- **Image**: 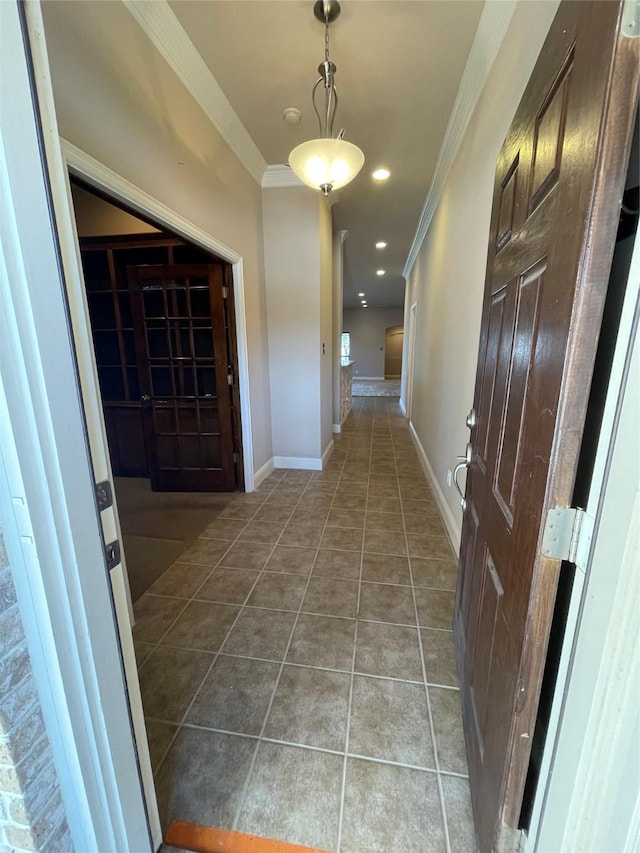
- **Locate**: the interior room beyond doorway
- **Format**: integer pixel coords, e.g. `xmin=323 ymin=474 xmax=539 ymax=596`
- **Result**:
xmin=71 ymin=182 xmax=242 ymax=599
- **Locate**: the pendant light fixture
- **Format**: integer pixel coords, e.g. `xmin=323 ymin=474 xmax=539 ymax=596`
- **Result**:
xmin=288 ymin=0 xmax=364 ymax=196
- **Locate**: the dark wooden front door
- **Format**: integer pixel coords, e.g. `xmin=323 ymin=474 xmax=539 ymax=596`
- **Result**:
xmin=128 ymin=264 xmax=237 ymax=492
xmin=454 ymin=3 xmax=638 ymax=850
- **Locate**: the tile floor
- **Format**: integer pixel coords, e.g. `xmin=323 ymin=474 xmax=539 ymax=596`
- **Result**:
xmin=134 ymin=398 xmax=476 ymax=852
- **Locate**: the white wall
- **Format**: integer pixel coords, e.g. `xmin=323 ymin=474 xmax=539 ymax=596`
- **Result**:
xmin=40 ymin=0 xmax=273 ymax=474
xmin=262 ymin=187 xmax=332 ymax=466
xmin=332 ymin=233 xmax=346 ymax=429
xmin=404 ymin=0 xmax=560 ymax=548
xmin=343 ymin=306 xmax=405 ymax=378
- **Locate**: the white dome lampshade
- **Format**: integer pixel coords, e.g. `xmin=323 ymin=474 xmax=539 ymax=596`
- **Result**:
xmin=289 ymin=137 xmax=365 ymax=196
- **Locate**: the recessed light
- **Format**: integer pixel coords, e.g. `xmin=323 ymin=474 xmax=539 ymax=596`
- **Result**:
xmin=358 ymin=292 xmax=365 ymax=297
xmin=376 ymin=270 xmax=385 ymax=276
xmin=372 ymin=168 xmax=390 ymax=181
xmin=375 ymin=241 xmax=387 ymax=249
xmin=361 ymin=300 xmax=367 ymax=304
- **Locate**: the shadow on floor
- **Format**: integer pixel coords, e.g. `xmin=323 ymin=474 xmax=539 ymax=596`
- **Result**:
xmin=115 ymin=477 xmax=236 ymax=601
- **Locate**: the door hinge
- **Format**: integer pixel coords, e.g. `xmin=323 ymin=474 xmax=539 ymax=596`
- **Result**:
xmin=222 ymin=286 xmax=229 ymax=299
xmin=233 ymin=452 xmax=239 ymax=463
xmin=227 ymin=372 xmax=233 ymax=386
xmin=104 ymin=539 xmax=121 ymax=571
xmin=542 ymin=506 xmax=594 ymax=570
xmin=95 ymin=480 xmax=113 ymax=511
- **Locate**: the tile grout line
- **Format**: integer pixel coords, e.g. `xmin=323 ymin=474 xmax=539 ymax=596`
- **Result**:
xmin=151 ymin=475 xmax=297 ymax=776
xmin=335 ymin=407 xmax=372 ymax=853
xmin=397 ymin=424 xmax=454 ymax=853
xmin=136 ymin=487 xmax=271 ymax=672
xmin=229 ymin=462 xmax=346 ymax=835
xmin=149 ymin=488 xmax=277 ymax=775
xmin=142 ymin=400 xmax=468 ymax=849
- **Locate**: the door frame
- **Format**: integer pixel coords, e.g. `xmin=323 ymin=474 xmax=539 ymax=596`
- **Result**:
xmin=383 ymin=324 xmax=404 ymax=379
xmin=62 ymin=141 xmax=255 ymax=493
xmin=401 ymin=301 xmax=418 ymax=419
xmin=453 ymin=3 xmax=639 ymax=844
xmin=6 ymin=0 xmax=255 ymax=847
xmin=526 ymin=196 xmax=640 ymax=851
xmin=1 ymin=1 xmax=152 ymax=848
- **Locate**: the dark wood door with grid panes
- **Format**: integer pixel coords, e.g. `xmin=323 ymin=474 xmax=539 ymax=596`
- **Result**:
xmin=128 ymin=264 xmax=236 ymax=491
xmin=454 ymin=2 xmax=638 ymax=850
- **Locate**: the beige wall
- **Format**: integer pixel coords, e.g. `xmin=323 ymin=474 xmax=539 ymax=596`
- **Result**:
xmin=404 ymin=0 xmax=560 ymax=546
xmin=262 ymin=187 xmax=330 ymax=464
xmin=71 ymin=184 xmax=159 ymax=237
xmin=344 ymin=306 xmax=405 ymax=378
xmin=41 ymin=0 xmax=273 ymax=473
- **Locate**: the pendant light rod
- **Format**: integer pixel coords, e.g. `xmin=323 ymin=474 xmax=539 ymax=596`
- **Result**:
xmin=312 ymin=0 xmax=340 ymax=138
xmin=288 ymin=0 xmax=364 ymax=196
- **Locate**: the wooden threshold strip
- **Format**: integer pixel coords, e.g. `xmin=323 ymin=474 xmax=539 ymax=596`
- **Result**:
xmin=164 ymin=821 xmax=331 ymax=853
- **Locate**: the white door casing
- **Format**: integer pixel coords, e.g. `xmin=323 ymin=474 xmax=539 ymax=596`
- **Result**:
xmin=1 ymin=1 xmax=152 ymax=848
xmin=20 ymin=0 xmax=259 ymax=845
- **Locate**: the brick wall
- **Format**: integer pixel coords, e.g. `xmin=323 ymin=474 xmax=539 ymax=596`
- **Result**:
xmin=0 ymin=527 xmax=72 ymax=852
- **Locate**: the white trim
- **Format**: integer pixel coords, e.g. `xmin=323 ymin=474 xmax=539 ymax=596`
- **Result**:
xmin=273 ymin=456 xmax=323 ymax=471
xmin=0 ymin=288 xmax=99 ymax=853
xmin=332 ymin=423 xmax=342 ymax=434
xmin=403 ymin=0 xmax=517 ymax=278
xmin=62 ymin=140 xmax=240 ymax=262
xmin=528 ymin=224 xmax=640 ymax=852
xmin=322 ymin=439 xmax=335 ymax=468
xmin=408 ymin=421 xmax=461 ymax=555
xmin=122 ymin=0 xmax=266 ymax=185
xmin=1 ymin=3 xmax=151 ymax=846
xmin=61 ymin=139 xmax=256 ymax=492
xmin=253 ymin=456 xmax=275 ymax=489
xmin=262 ymin=164 xmax=305 ymax=189
xmin=401 ymin=297 xmax=417 ymax=420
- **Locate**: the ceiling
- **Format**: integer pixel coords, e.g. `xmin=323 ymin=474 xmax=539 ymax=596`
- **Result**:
xmin=167 ymin=1 xmax=485 ymax=309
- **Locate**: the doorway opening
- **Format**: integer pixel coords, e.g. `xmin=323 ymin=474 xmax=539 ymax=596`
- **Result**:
xmin=384 ymin=324 xmax=404 ymax=379
xmin=71 ymin=180 xmax=243 ymax=600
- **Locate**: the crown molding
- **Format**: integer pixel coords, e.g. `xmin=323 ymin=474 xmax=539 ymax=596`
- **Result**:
xmin=403 ymin=0 xmax=517 ymax=279
xmin=261 ymin=165 xmax=305 ymax=189
xmin=123 ymin=0 xmax=267 ymax=185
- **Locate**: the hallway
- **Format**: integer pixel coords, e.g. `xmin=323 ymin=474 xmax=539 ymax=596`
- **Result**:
xmin=133 ymin=398 xmax=475 ymax=852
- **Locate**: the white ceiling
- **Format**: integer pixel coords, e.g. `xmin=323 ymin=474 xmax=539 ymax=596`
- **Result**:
xmin=167 ymin=1 xmax=485 ymax=309
xmin=41 ymin=0 xmax=486 ymax=310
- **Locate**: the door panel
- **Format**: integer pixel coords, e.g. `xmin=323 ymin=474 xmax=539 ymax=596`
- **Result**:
xmin=454 ymin=2 xmax=639 ymax=849
xmin=129 ymin=264 xmax=237 ymax=492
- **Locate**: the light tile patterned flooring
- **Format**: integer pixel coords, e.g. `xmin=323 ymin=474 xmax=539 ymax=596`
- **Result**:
xmin=134 ymin=398 xmax=476 ymax=852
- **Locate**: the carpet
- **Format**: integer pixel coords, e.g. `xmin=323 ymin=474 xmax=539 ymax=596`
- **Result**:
xmin=164 ymin=821 xmax=329 ymax=853
xmin=114 ymin=478 xmax=235 ymax=601
xmin=352 ymin=379 xmax=401 ymax=397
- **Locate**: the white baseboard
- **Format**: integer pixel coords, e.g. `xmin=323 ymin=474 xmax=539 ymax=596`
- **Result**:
xmin=322 ymin=439 xmax=335 ymax=468
xmin=408 ymin=421 xmax=461 ymax=555
xmin=355 ymin=375 xmax=384 ymax=380
xmin=399 ymin=398 xmax=407 ymax=416
xmin=253 ymin=456 xmax=275 ymax=490
xmin=332 ymin=423 xmax=341 ymax=434
xmin=273 ymin=456 xmax=322 ymax=471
